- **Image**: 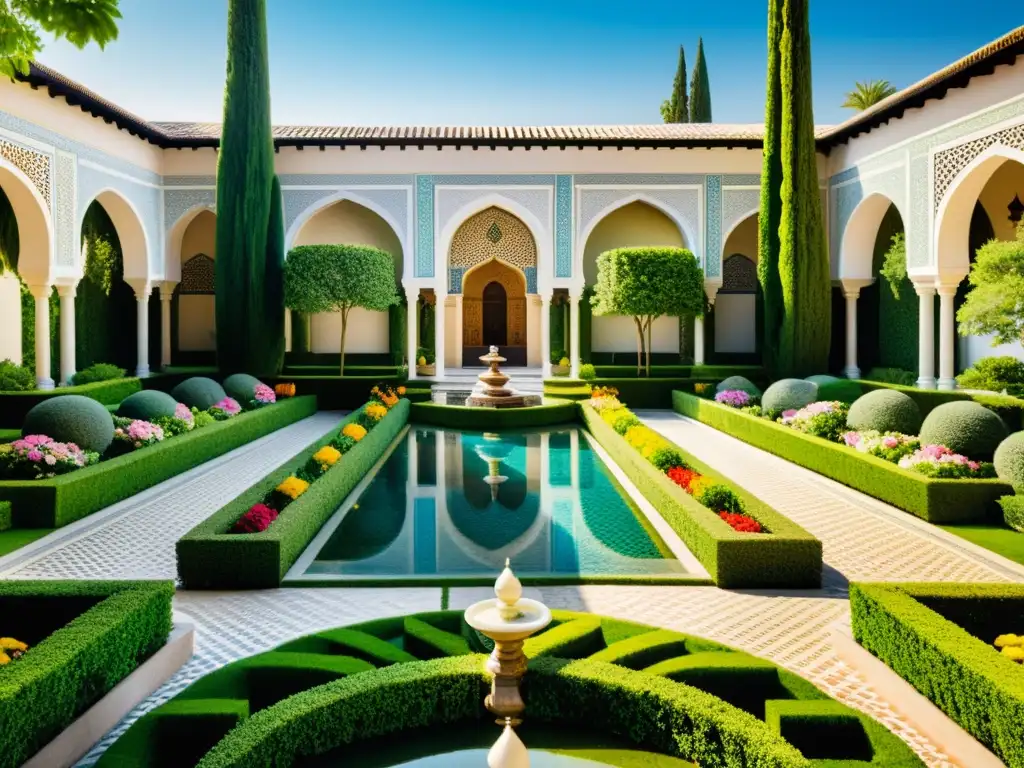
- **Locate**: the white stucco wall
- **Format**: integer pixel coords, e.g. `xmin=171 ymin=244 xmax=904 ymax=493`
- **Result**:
xmin=592 ymin=315 xmax=680 ymax=354
xmin=0 ymin=273 xmax=22 ymax=365
xmin=177 ymin=210 xmax=216 ymax=352
xmin=978 ymin=159 xmax=1024 ymax=243
xmin=311 ymin=308 xmax=389 ymax=355
xmin=715 ymin=295 xmax=757 ymax=353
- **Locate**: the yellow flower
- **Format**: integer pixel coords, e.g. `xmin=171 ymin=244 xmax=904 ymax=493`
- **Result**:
xmin=312 ymin=446 xmax=341 ymax=468
xmin=366 ymin=404 xmax=388 ymax=422
xmin=276 ymin=476 xmax=310 ymax=500
xmin=1002 ymin=646 xmax=1024 ymax=662
xmin=397 ymin=386 xmax=406 ymax=395
xmin=343 ymin=423 xmax=367 ymax=442
xmin=995 ymin=634 xmax=1022 ymax=648
xmin=0 ymin=638 xmax=27 ymax=652
xmin=417 ymin=356 xmax=427 ymax=366
xmin=0 ymin=652 xmax=9 ymax=665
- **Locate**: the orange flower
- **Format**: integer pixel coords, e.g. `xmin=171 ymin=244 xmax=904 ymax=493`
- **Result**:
xmin=275 ymin=382 xmax=296 ymax=398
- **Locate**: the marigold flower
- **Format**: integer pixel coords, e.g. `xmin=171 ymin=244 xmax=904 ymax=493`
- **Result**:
xmin=365 ymin=404 xmax=388 ymax=422
xmin=313 ymin=445 xmax=342 ymax=467
xmin=0 ymin=638 xmax=27 ymax=651
xmin=276 ymin=476 xmax=310 ymax=500
xmin=397 ymin=386 xmax=406 ymax=395
xmin=342 ymin=423 xmax=367 ymax=442
xmin=275 ymin=382 xmax=296 ymax=398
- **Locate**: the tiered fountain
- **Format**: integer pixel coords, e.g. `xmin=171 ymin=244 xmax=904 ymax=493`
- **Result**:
xmin=466 ymin=347 xmax=541 ymax=409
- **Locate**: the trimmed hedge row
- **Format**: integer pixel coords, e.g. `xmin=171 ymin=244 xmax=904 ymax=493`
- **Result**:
xmin=850 ymin=582 xmax=1024 ymax=767
xmin=0 ymin=500 xmax=9 ymax=532
xmin=177 ymin=399 xmax=410 ymax=589
xmin=858 ymin=380 xmax=1024 ymax=432
xmin=674 ymin=391 xmax=1012 ymax=524
xmin=98 ymin=610 xmax=918 ymax=768
xmin=0 ymin=377 xmax=142 ymax=427
xmin=0 ymin=580 xmax=174 ymax=768
xmin=266 ymin=375 xmax=406 ymax=411
xmin=581 ymin=403 xmax=822 ymax=588
xmin=0 ymin=396 xmax=318 ymax=529
xmin=409 ymin=398 xmax=577 ymax=429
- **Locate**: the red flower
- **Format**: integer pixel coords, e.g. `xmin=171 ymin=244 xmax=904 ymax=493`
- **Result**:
xmin=666 ymin=466 xmax=701 ymax=493
xmin=232 ymin=503 xmax=278 ymax=534
xmin=718 ymin=511 xmax=763 ymax=534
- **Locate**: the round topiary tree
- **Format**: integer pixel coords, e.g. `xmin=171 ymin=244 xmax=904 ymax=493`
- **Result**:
xmin=117 ymin=390 xmax=179 ymax=422
xmin=994 ymin=432 xmax=1024 ymax=489
xmin=23 ymin=395 xmax=115 ymax=453
xmin=223 ymin=373 xmax=265 ymax=403
xmin=919 ymin=401 xmax=1009 ymax=460
xmin=172 ymin=377 xmax=227 ymax=410
xmin=716 ymin=375 xmax=761 ymax=396
xmin=761 ymin=379 xmax=818 ymax=412
xmin=847 ymin=389 xmax=922 ymax=435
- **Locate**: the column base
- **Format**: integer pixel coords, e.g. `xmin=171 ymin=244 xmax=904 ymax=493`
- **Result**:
xmin=35 ymin=377 xmax=55 ymax=391
xmin=135 ymin=365 xmax=151 ymax=378
xmin=843 ymin=366 xmax=861 ymax=380
xmin=915 ymin=376 xmax=937 ymax=390
xmin=937 ymin=377 xmax=957 ymax=391
xmin=61 ymin=372 xmax=76 ymax=387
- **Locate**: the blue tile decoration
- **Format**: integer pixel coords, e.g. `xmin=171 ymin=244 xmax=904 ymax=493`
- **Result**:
xmin=525 ymin=266 xmax=537 ymax=294
xmin=555 ymin=175 xmax=573 ymax=278
xmin=704 ymin=175 xmax=722 ymax=278
xmin=415 ymin=175 xmax=435 ymax=277
xmin=448 ymin=267 xmax=465 ymax=294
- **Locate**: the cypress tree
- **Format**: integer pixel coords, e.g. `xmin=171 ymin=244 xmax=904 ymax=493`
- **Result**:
xmin=661 ymin=46 xmax=688 ymax=123
xmin=689 ymin=38 xmax=712 ymax=122
xmin=757 ymin=0 xmax=830 ymax=377
xmin=215 ymin=0 xmax=285 ymax=376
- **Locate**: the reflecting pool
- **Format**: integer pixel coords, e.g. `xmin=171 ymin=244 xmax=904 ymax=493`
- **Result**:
xmin=289 ymin=426 xmax=693 ymax=582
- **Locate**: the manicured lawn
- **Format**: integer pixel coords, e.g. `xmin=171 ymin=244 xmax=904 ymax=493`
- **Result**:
xmin=0 ymin=429 xmax=20 ymax=442
xmin=939 ymin=523 xmax=1024 ymax=567
xmin=0 ymin=528 xmax=53 ymax=557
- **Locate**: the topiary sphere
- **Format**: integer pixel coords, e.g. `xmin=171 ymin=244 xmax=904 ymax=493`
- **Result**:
xmin=223 ymin=373 xmax=265 ymax=404
xmin=847 ymin=389 xmax=922 ymax=435
xmin=116 ymin=390 xmax=179 ymax=422
xmin=994 ymin=432 xmax=1024 ymax=489
xmin=761 ymin=379 xmax=819 ymax=413
xmin=171 ymin=377 xmax=227 ymax=410
xmin=716 ymin=375 xmax=761 ymax=397
xmin=23 ymin=395 xmax=114 ymax=453
xmin=919 ymin=401 xmax=1009 ymax=461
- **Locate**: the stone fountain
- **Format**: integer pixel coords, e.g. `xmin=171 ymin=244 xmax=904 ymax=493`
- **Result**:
xmin=475 ymin=433 xmax=512 ymax=500
xmin=466 ymin=347 xmax=541 ymax=409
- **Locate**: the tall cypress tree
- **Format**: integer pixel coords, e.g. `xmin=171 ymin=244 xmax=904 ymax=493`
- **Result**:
xmin=215 ymin=0 xmax=285 ymax=376
xmin=661 ymin=46 xmax=688 ymax=123
xmin=757 ymin=0 xmax=830 ymax=376
xmin=689 ymin=38 xmax=712 ymax=122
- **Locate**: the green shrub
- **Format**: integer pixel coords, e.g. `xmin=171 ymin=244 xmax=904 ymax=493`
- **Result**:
xmin=812 ymin=376 xmax=862 ymax=404
xmin=847 ymin=389 xmax=922 ymax=435
xmin=0 ymin=359 xmax=34 ymax=392
xmin=72 ymin=362 xmax=126 ymax=385
xmin=415 ymin=347 xmax=435 ymax=365
xmin=579 ymin=363 xmax=596 ymax=380
xmin=649 ymin=446 xmax=685 ymax=472
xmin=116 ymin=390 xmax=179 ymax=422
xmin=612 ymin=410 xmax=641 ymax=435
xmin=22 ymin=394 xmax=115 ymax=453
xmin=696 ymin=484 xmax=746 ymax=514
xmin=172 ymin=377 xmax=227 ymax=410
xmin=1000 ymin=494 xmax=1024 ymax=532
xmin=995 ymin=432 xmax=1024 ymax=489
xmin=222 ymin=373 xmax=265 ymax=404
xmin=0 ymin=500 xmax=10 ymax=532
xmin=918 ymin=401 xmax=1008 ymax=461
xmin=761 ymin=379 xmax=818 ymax=412
xmin=865 ymin=367 xmax=918 ymax=386
xmin=716 ymin=375 xmax=761 ymax=396
xmin=957 ymin=355 xmax=1024 ymax=395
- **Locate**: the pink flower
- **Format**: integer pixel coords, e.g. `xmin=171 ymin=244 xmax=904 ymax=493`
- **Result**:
xmin=781 ymin=409 xmax=798 ymax=419
xmin=174 ymin=403 xmax=193 ymax=422
xmin=26 ymin=450 xmax=42 ymax=462
xmin=23 ymin=435 xmax=49 ymax=446
xmin=253 ymin=384 xmax=276 ymax=404
xmin=882 ymin=436 xmax=898 ymax=448
xmin=44 ymin=454 xmax=56 ymax=465
xmin=213 ymin=397 xmax=241 ymax=416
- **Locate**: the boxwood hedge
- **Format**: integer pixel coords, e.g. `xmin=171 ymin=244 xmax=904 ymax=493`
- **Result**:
xmin=410 ymin=398 xmax=577 ymax=429
xmin=176 ymin=399 xmax=410 ymax=589
xmin=0 ymin=377 xmax=142 ymax=427
xmin=674 ymin=391 xmax=1012 ymax=524
xmin=857 ymin=380 xmax=1024 ymax=432
xmin=0 ymin=580 xmax=174 ymax=768
xmin=581 ymin=403 xmax=822 ymax=588
xmin=850 ymin=582 xmax=1024 ymax=767
xmin=0 ymin=501 xmax=9 ymax=532
xmin=0 ymin=396 xmax=317 ymax=528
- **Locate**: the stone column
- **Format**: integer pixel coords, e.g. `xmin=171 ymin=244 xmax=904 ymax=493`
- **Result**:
xmin=131 ymin=281 xmax=153 ymax=378
xmin=453 ymin=295 xmax=463 ymax=369
xmin=540 ymin=293 xmax=552 ymax=377
xmin=435 ymin=294 xmax=446 ymax=380
xmin=284 ymin=309 xmax=293 ymax=354
xmin=406 ymin=290 xmax=418 ymax=380
xmin=840 ymin=279 xmax=872 ymax=380
xmin=914 ymin=283 xmax=936 ymax=390
xmin=694 ymin=317 xmax=705 ymax=367
xmin=27 ymin=284 xmax=54 ymax=390
xmin=56 ymin=282 xmax=77 ymax=386
xmin=937 ymin=283 xmax=959 ymax=391
xmin=159 ymin=282 xmax=176 ymax=370
xmin=569 ymin=291 xmax=581 ymax=379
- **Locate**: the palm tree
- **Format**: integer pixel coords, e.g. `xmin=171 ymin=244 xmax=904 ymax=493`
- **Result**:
xmin=842 ymin=80 xmax=898 ymax=111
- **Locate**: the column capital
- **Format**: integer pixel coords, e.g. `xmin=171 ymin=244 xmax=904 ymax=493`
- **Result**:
xmin=935 ymin=283 xmax=960 ymax=297
xmin=125 ymin=279 xmax=153 ymax=300
xmin=913 ymin=282 xmax=936 ymax=298
xmin=840 ymin=277 xmax=873 ymax=299
xmin=158 ymin=281 xmax=178 ymax=299
xmin=55 ymin=282 xmax=77 ymax=299
xmin=704 ymin=279 xmax=723 ymax=307
xmin=25 ymin=283 xmax=52 ymax=300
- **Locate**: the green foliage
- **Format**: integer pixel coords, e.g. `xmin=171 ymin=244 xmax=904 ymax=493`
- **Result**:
xmin=172 ymin=377 xmax=228 ymax=410
xmin=612 ymin=410 xmax=641 ymax=435
xmin=761 ymin=379 xmax=818 ymax=412
xmin=695 ymin=484 xmax=746 ymax=515
xmin=878 ymin=232 xmax=907 ymax=299
xmin=215 ymin=0 xmax=285 ymax=377
xmin=388 ymin=296 xmax=407 ymax=365
xmin=649 ymin=446 xmax=685 ymax=472
xmin=1 ymin=397 xmax=316 ymax=528
xmin=660 ymin=45 xmax=688 ymax=123
xmin=995 ymin=432 xmax=1024 ymax=489
xmin=0 ymin=0 xmax=122 ymax=80
xmin=0 ymin=378 xmax=141 ymax=429
xmin=758 ymin=0 xmax=830 ymax=377
xmin=222 ymin=373 xmax=264 ymax=404
xmin=957 ymin=224 xmax=1024 ymax=347
xmin=688 ymin=37 xmax=711 ymax=122
xmin=0 ymin=187 xmax=18 ymax=273
xmin=22 ymin=394 xmax=114 ymax=453
xmin=841 ymin=80 xmax=898 ymax=110
xmin=675 ymin=391 xmax=1011 ymax=523
xmin=716 ymin=375 xmax=761 ymax=396
xmin=116 ymin=390 xmax=178 ymax=421
xmin=857 ymin=380 xmax=1024 ymax=433
xmin=957 ymin=355 xmax=1024 ymax=395
xmin=1001 ymin=494 xmax=1024 ymax=532
xmin=284 ymin=244 xmax=397 ymax=374
xmin=865 ymin=367 xmax=918 ymax=386
xmin=582 ymin=403 xmax=822 ymax=588
xmin=918 ymin=401 xmax=1008 ymax=461
xmin=408 ymin=400 xmax=577 ymax=430
xmin=850 ymin=582 xmax=1024 ymax=767
xmin=0 ymin=500 xmax=10 ymax=531
xmin=847 ymin=389 xmax=922 ymax=435
xmin=83 ymin=230 xmax=117 ymax=297
xmin=0 ymin=580 xmax=173 ymax=768
xmin=807 ymin=375 xmax=861 ymax=403
xmin=591 ymin=247 xmax=704 ymax=376
xmin=72 ymin=362 xmax=126 ymax=385
xmin=19 ymin=281 xmax=60 ymax=377
xmin=579 ymin=363 xmax=596 ymax=380
xmin=0 ymin=359 xmax=33 ymax=391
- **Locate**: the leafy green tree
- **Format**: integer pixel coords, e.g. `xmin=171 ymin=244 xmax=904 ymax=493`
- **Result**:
xmin=215 ymin=0 xmax=285 ymax=376
xmin=957 ymin=224 xmax=1024 ymax=347
xmin=842 ymin=80 xmax=897 ymax=111
xmin=1 ymin=0 xmax=121 ymax=79
xmin=758 ymin=0 xmax=830 ymax=377
xmin=0 ymin=188 xmax=19 ymax=274
xmin=878 ymin=231 xmax=907 ymax=299
xmin=660 ymin=46 xmax=688 ymax=123
xmin=591 ymin=247 xmax=704 ymax=376
xmin=284 ymin=244 xmax=398 ymax=374
xmin=689 ymin=38 xmax=712 ymax=123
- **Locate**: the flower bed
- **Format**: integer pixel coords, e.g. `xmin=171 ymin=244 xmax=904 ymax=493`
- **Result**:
xmin=850 ymin=582 xmax=1024 ymax=767
xmin=177 ymin=393 xmax=410 ymax=589
xmin=0 ymin=580 xmax=174 ymax=768
xmin=581 ymin=395 xmax=821 ymax=588
xmin=674 ymin=391 xmax=1012 ymax=524
xmin=0 ymin=396 xmax=317 ymax=528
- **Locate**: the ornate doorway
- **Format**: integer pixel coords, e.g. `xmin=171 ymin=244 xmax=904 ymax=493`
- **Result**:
xmin=462 ymin=258 xmax=527 ymax=366
xmin=482 ymin=282 xmax=508 ymax=346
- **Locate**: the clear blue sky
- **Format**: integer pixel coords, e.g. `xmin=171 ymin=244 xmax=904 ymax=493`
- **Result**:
xmin=36 ymin=0 xmax=1016 ymax=127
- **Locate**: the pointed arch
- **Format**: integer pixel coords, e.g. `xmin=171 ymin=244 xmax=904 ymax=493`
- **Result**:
xmin=79 ymin=188 xmax=151 ymax=281
xmin=840 ymin=192 xmax=904 ymax=281
xmin=165 ymin=203 xmax=215 ymax=282
xmin=0 ymin=154 xmax=53 ymax=284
